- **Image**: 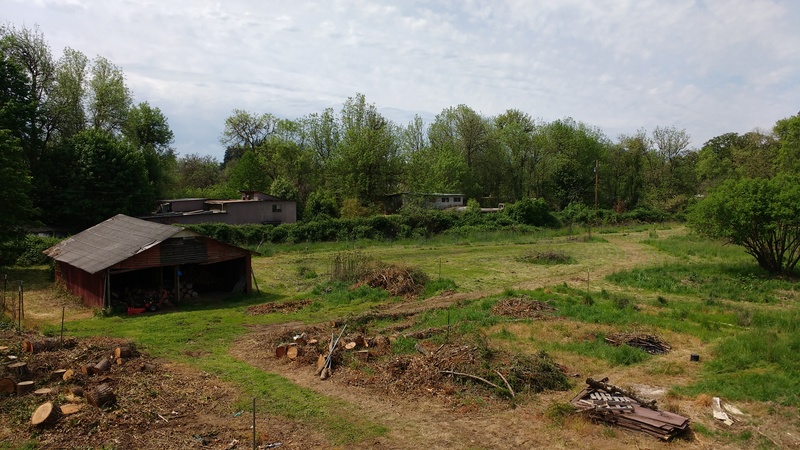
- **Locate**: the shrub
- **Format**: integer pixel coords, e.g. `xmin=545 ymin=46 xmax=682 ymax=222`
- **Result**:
xmin=503 ymin=198 xmax=559 ymax=227
xmin=16 ymin=235 xmax=61 ymax=266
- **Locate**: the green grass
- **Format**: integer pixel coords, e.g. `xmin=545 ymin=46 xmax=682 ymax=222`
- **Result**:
xmin=46 ymin=291 xmax=388 ymax=444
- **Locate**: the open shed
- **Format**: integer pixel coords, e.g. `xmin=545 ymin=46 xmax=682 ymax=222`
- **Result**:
xmin=44 ymin=214 xmax=253 ymax=309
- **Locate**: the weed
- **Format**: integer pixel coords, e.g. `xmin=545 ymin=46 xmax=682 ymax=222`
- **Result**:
xmin=517 ymin=249 xmax=575 ymax=265
xmin=581 ymin=294 xmax=594 ymax=306
xmin=656 ymin=295 xmax=669 ymax=306
xmin=545 ymin=402 xmax=575 ymax=425
xmin=391 ymin=336 xmax=418 ymax=354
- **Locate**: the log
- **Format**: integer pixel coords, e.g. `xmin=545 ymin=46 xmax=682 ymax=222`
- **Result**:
xmin=316 ymin=355 xmax=326 ymax=374
xmin=293 ymin=333 xmax=307 ymax=346
xmin=34 ymin=388 xmax=53 ymax=396
xmin=307 ymin=339 xmax=319 ymax=346
xmin=60 ymin=404 xmax=82 ymax=415
xmin=80 ymin=364 xmax=93 ymax=376
xmin=62 ymin=369 xmax=75 ymax=381
xmin=0 ymin=346 xmax=8 ymax=352
xmin=115 ymin=358 xmax=125 ymax=365
xmin=353 ymin=335 xmax=367 ymax=348
xmin=440 ymin=370 xmax=503 ymax=391
xmin=51 ymin=369 xmax=67 ymax=381
xmin=23 ymin=338 xmax=61 ymax=353
xmin=414 ymin=342 xmax=430 ymax=357
xmin=114 ymin=346 xmax=132 ymax=359
xmin=286 ymin=346 xmax=302 ymax=360
xmin=8 ymin=362 xmax=29 ymax=379
xmin=68 ymin=386 xmax=84 ymax=397
xmin=275 ymin=344 xmax=288 ymax=358
xmin=94 ymin=358 xmax=112 ymax=373
xmin=140 ymin=363 xmax=157 ymax=372
xmin=87 ymin=383 xmax=116 ymax=408
xmin=0 ymin=377 xmax=15 ymax=395
xmin=16 ymin=381 xmax=35 ymax=395
xmin=31 ymin=402 xmax=61 ymax=427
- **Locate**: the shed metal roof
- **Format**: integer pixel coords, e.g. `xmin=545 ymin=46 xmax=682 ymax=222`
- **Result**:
xmin=44 ymin=214 xmax=184 ymax=274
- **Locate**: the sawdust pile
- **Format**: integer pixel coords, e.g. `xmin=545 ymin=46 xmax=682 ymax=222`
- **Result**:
xmin=491 ymin=297 xmax=555 ymax=319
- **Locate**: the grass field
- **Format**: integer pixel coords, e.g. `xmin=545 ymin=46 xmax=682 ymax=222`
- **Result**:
xmin=4 ymin=223 xmax=800 ymax=448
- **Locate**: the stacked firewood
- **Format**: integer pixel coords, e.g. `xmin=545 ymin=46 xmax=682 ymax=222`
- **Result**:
xmin=177 ymin=282 xmax=199 ymax=301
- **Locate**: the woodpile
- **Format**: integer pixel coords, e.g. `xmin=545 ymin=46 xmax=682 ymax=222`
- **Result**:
xmin=177 ymin=282 xmax=199 ymax=302
xmin=571 ymin=377 xmax=689 ymax=440
xmin=604 ymin=333 xmax=672 ymax=354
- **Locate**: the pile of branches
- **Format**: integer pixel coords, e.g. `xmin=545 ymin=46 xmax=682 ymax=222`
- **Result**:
xmin=604 ymin=332 xmax=672 ymax=354
xmin=357 ymin=265 xmax=429 ymax=297
xmin=491 ymin=297 xmax=555 ymax=319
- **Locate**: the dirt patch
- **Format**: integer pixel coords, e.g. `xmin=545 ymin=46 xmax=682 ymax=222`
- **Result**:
xmin=246 ymin=299 xmax=313 ymax=315
xmin=491 ymin=297 xmax=555 ymax=319
xmin=0 ymin=330 xmax=324 ymax=449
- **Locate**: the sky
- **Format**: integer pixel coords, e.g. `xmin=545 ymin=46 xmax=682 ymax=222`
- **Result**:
xmin=5 ymin=0 xmax=800 ymax=160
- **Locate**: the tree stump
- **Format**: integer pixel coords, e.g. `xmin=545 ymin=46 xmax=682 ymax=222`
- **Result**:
xmin=68 ymin=386 xmax=84 ymax=397
xmin=355 ymin=350 xmax=370 ymax=362
xmin=51 ymin=369 xmax=67 ymax=381
xmin=286 ymin=346 xmax=302 ymax=360
xmin=8 ymin=362 xmax=29 ymax=379
xmin=275 ymin=344 xmax=288 ymax=358
xmin=87 ymin=383 xmax=116 ymax=408
xmin=16 ymin=381 xmax=35 ymax=395
xmin=114 ymin=346 xmax=132 ymax=359
xmin=80 ymin=364 xmax=94 ymax=376
xmin=34 ymin=387 xmax=53 ymax=396
xmin=31 ymin=402 xmax=61 ymax=427
xmin=353 ymin=335 xmax=367 ymax=348
xmin=0 ymin=377 xmax=15 ymax=395
xmin=94 ymin=358 xmax=112 ymax=374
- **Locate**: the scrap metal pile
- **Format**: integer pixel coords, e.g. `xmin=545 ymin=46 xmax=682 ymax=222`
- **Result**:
xmin=571 ymin=377 xmax=690 ymax=440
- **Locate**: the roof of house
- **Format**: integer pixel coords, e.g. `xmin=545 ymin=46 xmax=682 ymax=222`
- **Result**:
xmin=44 ymin=214 xmax=186 ymax=275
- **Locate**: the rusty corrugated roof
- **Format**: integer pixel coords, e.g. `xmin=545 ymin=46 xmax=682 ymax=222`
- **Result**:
xmin=44 ymin=214 xmax=183 ymax=274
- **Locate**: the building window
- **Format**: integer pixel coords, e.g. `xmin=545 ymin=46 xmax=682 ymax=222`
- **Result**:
xmin=453 ymin=197 xmax=461 ymax=203
xmin=441 ymin=197 xmax=450 ymax=202
xmin=272 ymin=204 xmax=282 ymax=213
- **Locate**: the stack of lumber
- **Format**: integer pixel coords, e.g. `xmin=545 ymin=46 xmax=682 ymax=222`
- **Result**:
xmin=571 ymin=377 xmax=689 ymax=440
xmin=604 ymin=333 xmax=672 ymax=354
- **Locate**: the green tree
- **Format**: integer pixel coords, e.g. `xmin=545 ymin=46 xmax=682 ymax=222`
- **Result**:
xmin=775 ymin=112 xmax=800 ymax=174
xmin=227 ymin=149 xmax=269 ymax=192
xmin=51 ymin=47 xmax=88 ymax=139
xmin=87 ymin=56 xmax=131 ymax=133
xmin=221 ymin=109 xmax=276 ymax=163
xmin=689 ymin=175 xmax=800 ymax=274
xmin=175 ymin=153 xmax=222 ymax=196
xmin=124 ymin=102 xmax=177 ymax=198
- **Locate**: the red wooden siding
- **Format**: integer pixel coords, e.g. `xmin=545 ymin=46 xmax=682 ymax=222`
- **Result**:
xmin=56 ymin=261 xmax=105 ymax=308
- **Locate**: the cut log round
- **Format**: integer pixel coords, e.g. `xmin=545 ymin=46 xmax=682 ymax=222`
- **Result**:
xmin=87 ymin=383 xmax=116 ymax=408
xmin=355 ymin=350 xmax=370 ymax=362
xmin=34 ymin=388 xmax=53 ymax=396
xmin=344 ymin=342 xmax=357 ymax=350
xmin=286 ymin=346 xmax=302 ymax=360
xmin=307 ymin=338 xmax=319 ymax=346
xmin=16 ymin=381 xmax=35 ymax=395
xmin=94 ymin=358 xmax=112 ymax=373
xmin=0 ymin=377 xmax=15 ymax=395
xmin=275 ymin=344 xmax=288 ymax=358
xmin=68 ymin=386 xmax=84 ymax=397
xmin=114 ymin=346 xmax=132 ymax=359
xmin=51 ymin=369 xmax=67 ymax=381
xmin=8 ymin=362 xmax=29 ymax=378
xmin=62 ymin=369 xmax=75 ymax=381
xmin=80 ymin=364 xmax=93 ymax=376
xmin=60 ymin=403 xmax=82 ymax=415
xmin=31 ymin=402 xmax=61 ymax=427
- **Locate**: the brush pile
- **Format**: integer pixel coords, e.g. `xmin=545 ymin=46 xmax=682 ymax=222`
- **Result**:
xmin=491 ymin=297 xmax=555 ymax=319
xmin=247 ymin=299 xmax=313 ymax=315
xmin=604 ymin=332 xmax=672 ymax=354
xmin=357 ymin=265 xmax=429 ymax=297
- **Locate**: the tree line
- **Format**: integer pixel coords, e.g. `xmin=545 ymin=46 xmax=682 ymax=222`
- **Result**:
xmin=1 ymin=24 xmax=799 ymax=267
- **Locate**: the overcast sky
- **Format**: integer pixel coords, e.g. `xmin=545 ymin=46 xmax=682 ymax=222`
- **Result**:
xmin=6 ymin=0 xmax=800 ymax=160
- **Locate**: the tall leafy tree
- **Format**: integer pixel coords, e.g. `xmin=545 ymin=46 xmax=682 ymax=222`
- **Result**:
xmin=51 ymin=47 xmax=88 ymax=139
xmin=220 ymin=109 xmax=276 ymax=162
xmin=87 ymin=56 xmax=131 ymax=133
xmin=124 ymin=102 xmax=177 ymax=198
xmin=775 ymin=112 xmax=800 ymax=174
xmin=175 ymin=153 xmax=222 ymax=196
xmin=0 ymin=24 xmax=56 ymax=170
xmin=0 ymin=54 xmax=34 ymax=264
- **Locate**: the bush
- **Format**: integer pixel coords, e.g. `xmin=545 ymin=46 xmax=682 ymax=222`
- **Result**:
xmin=16 ymin=235 xmax=62 ymax=266
xmin=503 ymin=198 xmax=559 ymax=227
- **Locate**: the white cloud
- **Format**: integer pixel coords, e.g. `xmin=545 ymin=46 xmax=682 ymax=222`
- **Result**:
xmin=5 ymin=0 xmax=800 ymax=158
